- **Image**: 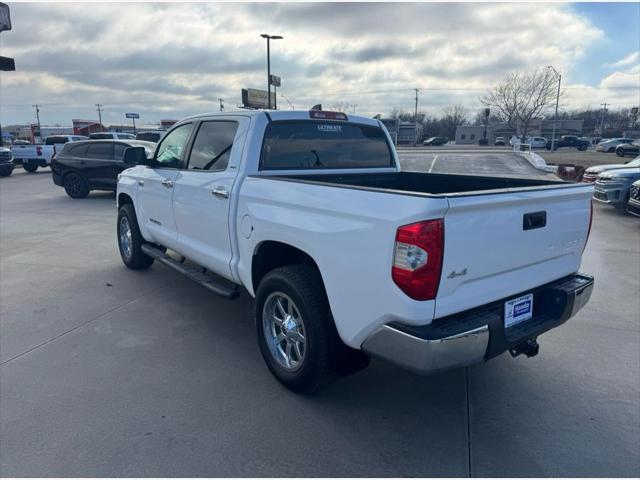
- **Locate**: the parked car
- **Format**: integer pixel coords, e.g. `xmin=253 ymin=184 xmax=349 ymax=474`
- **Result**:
xmin=593 ymin=167 xmax=640 ymax=210
xmin=615 ymin=140 xmax=640 ymax=158
xmin=51 ymin=139 xmax=155 ymax=198
xmin=494 ymin=136 xmax=505 ymax=146
xmin=546 ymin=135 xmax=590 ymax=151
xmin=11 ymin=135 xmax=88 ymax=172
xmin=135 ymin=131 xmax=165 ymax=143
xmin=0 ymin=147 xmax=15 ymax=177
xmin=582 ymin=157 xmax=640 ymax=183
xmin=422 ymin=136 xmax=448 ymax=146
xmin=626 ymin=180 xmax=640 ymax=217
xmin=89 ymin=132 xmax=137 ymax=140
xmin=529 ymin=137 xmax=547 ymax=148
xmin=596 ymin=137 xmax=633 ymax=153
xmin=115 ymin=109 xmax=594 ymax=393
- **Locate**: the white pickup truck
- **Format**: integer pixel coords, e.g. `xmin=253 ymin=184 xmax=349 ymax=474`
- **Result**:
xmin=116 ymin=110 xmax=594 ymax=393
xmin=11 ymin=135 xmax=87 ymax=172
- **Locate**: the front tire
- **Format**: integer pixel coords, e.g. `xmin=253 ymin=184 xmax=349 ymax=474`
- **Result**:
xmin=63 ymin=172 xmax=90 ymax=198
xmin=23 ymin=161 xmax=38 ymax=173
xmin=616 ymin=149 xmax=625 ymax=157
xmin=0 ymin=166 xmax=13 ymax=177
xmin=117 ymin=204 xmax=154 ymax=270
xmin=255 ymin=265 xmax=336 ymax=393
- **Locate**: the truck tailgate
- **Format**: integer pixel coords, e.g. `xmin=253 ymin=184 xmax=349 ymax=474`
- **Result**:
xmin=435 ymin=184 xmax=593 ymax=319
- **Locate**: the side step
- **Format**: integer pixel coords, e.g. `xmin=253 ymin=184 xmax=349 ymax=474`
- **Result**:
xmin=141 ymin=244 xmax=240 ymax=299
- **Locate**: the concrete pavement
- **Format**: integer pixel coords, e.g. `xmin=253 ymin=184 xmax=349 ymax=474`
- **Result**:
xmin=1 ymin=168 xmax=638 ymax=476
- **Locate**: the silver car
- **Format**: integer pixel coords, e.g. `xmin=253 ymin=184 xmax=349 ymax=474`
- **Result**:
xmin=594 ymin=167 xmax=640 ymax=210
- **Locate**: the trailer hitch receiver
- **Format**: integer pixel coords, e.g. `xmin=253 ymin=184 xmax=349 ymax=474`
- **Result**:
xmin=509 ymin=338 xmax=539 ymax=358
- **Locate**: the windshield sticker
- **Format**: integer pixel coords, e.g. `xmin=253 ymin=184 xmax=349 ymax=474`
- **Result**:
xmin=317 ymin=124 xmax=342 ymax=133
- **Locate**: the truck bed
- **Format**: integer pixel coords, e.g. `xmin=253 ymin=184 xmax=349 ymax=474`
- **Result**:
xmin=269 ymin=171 xmax=568 ymax=197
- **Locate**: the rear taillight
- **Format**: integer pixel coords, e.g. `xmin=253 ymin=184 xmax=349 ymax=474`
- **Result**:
xmin=392 ymin=219 xmax=444 ymax=301
xmin=36 ymin=146 xmax=42 ymax=156
xmin=582 ymin=200 xmax=593 ymax=254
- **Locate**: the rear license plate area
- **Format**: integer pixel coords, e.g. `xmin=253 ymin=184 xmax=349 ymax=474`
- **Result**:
xmin=504 ymin=293 xmax=533 ymax=328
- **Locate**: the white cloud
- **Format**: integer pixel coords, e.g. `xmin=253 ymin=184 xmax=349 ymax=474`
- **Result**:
xmin=0 ymin=2 xmax=635 ymax=126
xmin=605 ymin=51 xmax=640 ymax=69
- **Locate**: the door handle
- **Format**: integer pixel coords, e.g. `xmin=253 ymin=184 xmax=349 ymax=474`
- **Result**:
xmin=138 ymin=180 xmax=145 ymax=186
xmin=211 ymin=187 xmax=229 ymax=199
xmin=161 ymin=179 xmax=174 ymax=188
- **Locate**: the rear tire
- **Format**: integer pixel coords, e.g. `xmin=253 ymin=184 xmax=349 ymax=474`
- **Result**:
xmin=23 ymin=161 xmax=38 ymax=173
xmin=117 ymin=204 xmax=154 ymax=270
xmin=255 ymin=265 xmax=337 ymax=393
xmin=63 ymin=172 xmax=90 ymax=198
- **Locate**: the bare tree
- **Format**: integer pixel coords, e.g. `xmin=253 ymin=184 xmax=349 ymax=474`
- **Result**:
xmin=441 ymin=104 xmax=469 ymax=139
xmin=481 ymin=68 xmax=559 ymax=142
xmin=331 ymin=101 xmax=351 ymax=113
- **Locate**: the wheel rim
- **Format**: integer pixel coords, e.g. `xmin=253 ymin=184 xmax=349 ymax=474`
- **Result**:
xmin=65 ymin=174 xmax=82 ymax=196
xmin=119 ymin=216 xmax=133 ymax=260
xmin=262 ymin=292 xmax=306 ymax=371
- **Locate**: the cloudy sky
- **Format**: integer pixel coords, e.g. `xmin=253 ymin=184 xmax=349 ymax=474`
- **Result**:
xmin=1 ymin=2 xmax=639 ymax=127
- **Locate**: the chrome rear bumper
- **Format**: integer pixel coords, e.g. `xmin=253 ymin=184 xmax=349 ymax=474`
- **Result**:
xmin=362 ymin=273 xmax=594 ymax=375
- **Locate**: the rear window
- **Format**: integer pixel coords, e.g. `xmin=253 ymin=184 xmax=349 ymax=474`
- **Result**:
xmin=45 ymin=137 xmax=69 ymax=145
xmin=62 ymin=144 xmax=89 ymax=156
xmin=260 ymin=121 xmax=394 ymax=171
xmin=89 ymin=133 xmax=113 ymax=139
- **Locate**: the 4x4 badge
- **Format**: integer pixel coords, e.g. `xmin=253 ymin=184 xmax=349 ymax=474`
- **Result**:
xmin=447 ymin=268 xmax=467 ymax=279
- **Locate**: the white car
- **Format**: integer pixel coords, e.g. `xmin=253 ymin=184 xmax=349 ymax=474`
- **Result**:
xmin=528 ymin=137 xmax=548 ymax=148
xmin=10 ymin=135 xmax=88 ymax=172
xmin=116 ymin=109 xmax=594 ymax=392
xmin=596 ymin=137 xmax=633 ymax=153
xmin=511 ymin=136 xmax=547 ymax=148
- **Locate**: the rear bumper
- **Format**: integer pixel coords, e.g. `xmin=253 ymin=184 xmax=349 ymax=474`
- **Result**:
xmin=361 ymin=273 xmax=594 ymax=375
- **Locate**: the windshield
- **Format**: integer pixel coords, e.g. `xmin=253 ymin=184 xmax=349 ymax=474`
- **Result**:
xmin=260 ymin=121 xmax=394 ymax=170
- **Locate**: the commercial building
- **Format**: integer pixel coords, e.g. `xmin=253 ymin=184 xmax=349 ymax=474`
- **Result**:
xmin=455 ymin=118 xmax=584 ymax=145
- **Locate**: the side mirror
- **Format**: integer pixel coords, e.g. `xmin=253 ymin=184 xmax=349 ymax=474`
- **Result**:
xmin=123 ymin=146 xmax=149 ymax=165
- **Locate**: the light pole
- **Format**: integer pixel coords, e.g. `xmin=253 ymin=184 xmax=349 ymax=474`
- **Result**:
xmin=260 ymin=34 xmax=283 ymax=109
xmin=547 ymin=66 xmax=561 ymax=149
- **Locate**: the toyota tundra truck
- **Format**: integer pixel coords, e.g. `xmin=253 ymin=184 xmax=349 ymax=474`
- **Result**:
xmin=116 ymin=109 xmax=594 ymax=393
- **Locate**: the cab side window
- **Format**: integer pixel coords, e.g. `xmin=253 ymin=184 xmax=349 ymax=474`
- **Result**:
xmin=187 ymin=121 xmax=238 ymax=172
xmin=155 ymin=123 xmax=193 ymax=168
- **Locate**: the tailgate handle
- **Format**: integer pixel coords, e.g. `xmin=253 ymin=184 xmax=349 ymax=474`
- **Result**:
xmin=523 ymin=211 xmax=546 ymax=230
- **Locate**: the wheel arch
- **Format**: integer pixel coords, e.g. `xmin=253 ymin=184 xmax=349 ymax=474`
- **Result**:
xmin=251 ymin=241 xmax=326 ymax=297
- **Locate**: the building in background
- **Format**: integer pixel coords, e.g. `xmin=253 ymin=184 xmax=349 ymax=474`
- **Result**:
xmin=455 ymin=118 xmax=584 ymax=145
xmin=379 ymin=117 xmax=399 ymax=144
xmin=72 ymin=119 xmax=104 ymax=137
xmin=397 ymin=122 xmax=422 ymax=146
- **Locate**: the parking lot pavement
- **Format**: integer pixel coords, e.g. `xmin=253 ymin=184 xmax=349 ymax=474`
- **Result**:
xmin=398 ymin=150 xmax=558 ymax=179
xmin=1 ymin=169 xmax=639 ymax=476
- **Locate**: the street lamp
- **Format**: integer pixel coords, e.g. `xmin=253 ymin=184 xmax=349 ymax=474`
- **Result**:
xmin=547 ymin=65 xmax=562 ymax=150
xmin=260 ymin=33 xmax=283 ymax=109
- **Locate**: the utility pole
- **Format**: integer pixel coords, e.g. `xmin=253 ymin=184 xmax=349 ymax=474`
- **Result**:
xmin=547 ymin=66 xmax=561 ymax=149
xmin=352 ymin=104 xmax=358 ymax=114
xmin=260 ymin=34 xmax=283 ymax=109
xmin=413 ymin=88 xmax=420 ymax=147
xmin=32 ymin=104 xmax=41 ymax=129
xmin=95 ymin=104 xmax=103 ymax=127
xmin=599 ymin=102 xmax=609 ymax=137
xmin=218 ymin=98 xmax=224 ymax=112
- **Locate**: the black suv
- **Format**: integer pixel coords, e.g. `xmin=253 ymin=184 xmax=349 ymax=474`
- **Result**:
xmin=51 ymin=140 xmax=155 ymax=198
